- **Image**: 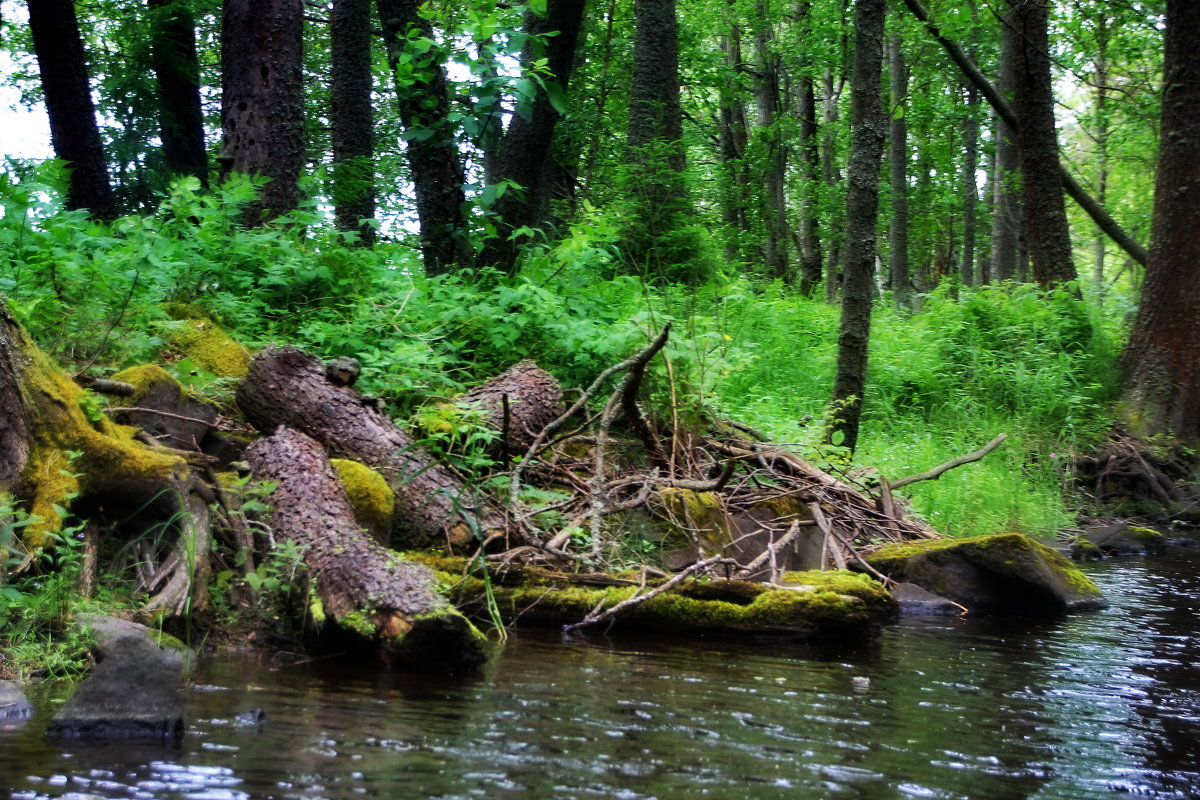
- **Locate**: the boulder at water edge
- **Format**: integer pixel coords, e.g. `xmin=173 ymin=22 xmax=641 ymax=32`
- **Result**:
xmin=865 ymin=532 xmax=1108 ymax=615
xmin=47 ymin=616 xmax=186 ymax=740
xmin=0 ymin=681 xmax=32 ymax=722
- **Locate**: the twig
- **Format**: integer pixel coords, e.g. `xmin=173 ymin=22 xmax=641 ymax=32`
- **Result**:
xmin=809 ymin=502 xmax=846 ymax=570
xmin=888 ymin=434 xmax=1007 ymax=489
xmin=562 ymin=555 xmax=736 ymax=635
xmin=736 ymin=520 xmax=801 ymax=579
xmin=667 ymin=459 xmax=737 ymax=492
xmin=105 ymin=406 xmax=218 ymax=427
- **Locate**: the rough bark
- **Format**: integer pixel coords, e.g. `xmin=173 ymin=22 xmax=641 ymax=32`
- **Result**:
xmin=990 ymin=19 xmax=1022 ymax=282
xmin=246 ymin=427 xmax=486 ymax=671
xmin=456 ymin=361 xmax=564 ymax=457
xmin=26 ymin=0 xmax=117 ymax=219
xmin=1119 ymin=0 xmax=1200 ymax=444
xmin=0 ymin=312 xmax=29 ymax=493
xmin=1006 ymin=0 xmax=1075 ymax=285
xmin=627 ymin=0 xmax=685 ymax=167
xmin=148 ymin=0 xmax=208 ymax=186
xmin=331 ymin=0 xmax=376 ymax=243
xmin=960 ymin=84 xmax=979 ymax=286
xmin=236 ymin=347 xmax=504 ymax=549
xmin=1091 ymin=16 xmax=1110 ymax=290
xmin=828 ymin=0 xmax=885 ymax=455
xmin=887 ymin=32 xmax=910 ymax=305
xmin=376 ymin=0 xmax=468 ymax=274
xmin=221 ymin=0 xmax=305 ymax=223
xmin=821 ymin=65 xmax=844 ymax=302
xmin=753 ymin=5 xmax=790 ymax=281
xmin=795 ymin=70 xmax=823 ymax=296
xmin=717 ymin=22 xmax=751 ymax=263
xmin=478 ymin=0 xmax=587 ymax=274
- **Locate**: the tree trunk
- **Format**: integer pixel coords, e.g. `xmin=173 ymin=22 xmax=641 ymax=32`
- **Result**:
xmin=148 ymin=0 xmax=208 ymax=187
xmin=821 ymin=65 xmax=844 ymax=302
xmin=246 ymin=427 xmax=487 ymax=670
xmin=828 ymin=0 xmax=884 ymax=455
xmin=960 ymin=84 xmax=979 ymax=286
xmin=1091 ymin=16 xmax=1110 ymax=291
xmin=26 ymin=0 xmax=117 ymax=219
xmin=221 ymin=0 xmax=305 ymax=223
xmin=753 ymin=4 xmax=790 ymax=281
xmin=887 ymin=32 xmax=910 ymax=305
xmin=478 ymin=0 xmax=587 ymax=274
xmin=1120 ymin=0 xmax=1200 ymax=444
xmin=717 ymin=21 xmax=751 ymax=264
xmin=795 ymin=70 xmax=823 ymax=296
xmin=331 ymin=0 xmax=376 ymax=243
xmin=990 ymin=19 xmax=1021 ymax=282
xmin=376 ymin=0 xmax=468 ymax=274
xmin=236 ymin=347 xmax=505 ymax=549
xmin=1007 ymin=0 xmax=1075 ymax=286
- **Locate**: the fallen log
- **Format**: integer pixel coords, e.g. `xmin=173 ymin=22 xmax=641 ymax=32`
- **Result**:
xmin=245 ymin=427 xmax=487 ymax=671
xmin=236 ymin=346 xmax=505 ymax=549
xmin=451 ymin=360 xmax=563 ymax=460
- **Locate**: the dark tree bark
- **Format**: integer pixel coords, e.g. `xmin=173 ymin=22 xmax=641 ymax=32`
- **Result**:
xmin=717 ymin=22 xmax=751 ymax=263
xmin=990 ymin=19 xmax=1022 ymax=282
xmin=1090 ymin=15 xmax=1110 ymax=290
xmin=456 ymin=361 xmax=563 ymax=457
xmin=0 ymin=312 xmax=29 ymax=494
xmin=752 ymin=4 xmax=790 ymax=281
xmin=148 ymin=0 xmax=208 ymax=187
xmin=960 ymin=84 xmax=980 ymax=286
xmin=795 ymin=70 xmax=823 ymax=296
xmin=1006 ymin=0 xmax=1075 ymax=285
xmin=376 ymin=0 xmax=468 ymax=274
xmin=477 ymin=0 xmax=587 ymax=274
xmin=25 ymin=0 xmax=117 ymax=219
xmin=246 ymin=427 xmax=487 ymax=671
xmin=221 ymin=0 xmax=305 ymax=223
xmin=887 ymin=32 xmax=910 ymax=305
xmin=1120 ymin=0 xmax=1200 ymax=444
xmin=821 ymin=64 xmax=845 ymax=302
xmin=236 ymin=347 xmax=505 ymax=549
xmin=331 ymin=0 xmax=376 ymax=243
xmin=828 ymin=0 xmax=885 ymax=455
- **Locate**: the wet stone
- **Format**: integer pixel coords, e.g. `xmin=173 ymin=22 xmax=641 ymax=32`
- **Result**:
xmin=0 ymin=680 xmax=32 ymax=721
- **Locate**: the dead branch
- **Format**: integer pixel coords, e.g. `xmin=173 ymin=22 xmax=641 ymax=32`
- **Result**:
xmin=888 ymin=434 xmax=1007 ymax=490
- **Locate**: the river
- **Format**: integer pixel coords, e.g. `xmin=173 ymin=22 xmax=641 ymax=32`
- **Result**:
xmin=2 ymin=550 xmax=1198 ymax=799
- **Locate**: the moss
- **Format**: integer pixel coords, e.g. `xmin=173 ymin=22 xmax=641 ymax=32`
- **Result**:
xmin=161 ymin=313 xmax=251 ymax=379
xmin=337 ymin=610 xmax=377 ymax=638
xmin=1126 ymin=525 xmax=1166 ymax=545
xmin=331 ymin=459 xmax=395 ymax=541
xmin=15 ymin=332 xmax=186 ymax=548
xmin=309 ymin=593 xmax=326 ymax=626
xmin=109 ymin=364 xmax=181 ymax=403
xmin=652 ymin=488 xmax=733 ymax=554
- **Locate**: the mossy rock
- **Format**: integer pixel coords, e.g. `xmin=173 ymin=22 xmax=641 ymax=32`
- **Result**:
xmin=161 ymin=310 xmax=251 ymax=379
xmin=412 ymin=555 xmax=896 ymax=639
xmin=649 ymin=488 xmax=734 ymax=568
xmin=866 ymin=532 xmax=1108 ymax=615
xmin=330 ymin=459 xmax=395 ymax=544
xmin=109 ymin=365 xmax=216 ymax=450
xmin=1081 ymin=523 xmax=1167 ymax=557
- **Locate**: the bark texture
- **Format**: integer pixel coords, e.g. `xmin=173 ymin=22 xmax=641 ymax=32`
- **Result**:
xmin=221 ymin=0 xmax=305 ymax=222
xmin=26 ymin=0 xmax=117 ymax=219
xmin=376 ymin=0 xmax=468 ymax=274
xmin=236 ymin=347 xmax=503 ymax=548
xmin=829 ymin=0 xmax=885 ymax=455
xmin=331 ymin=0 xmax=376 ymax=242
xmin=0 ymin=310 xmax=29 ymax=493
xmin=1120 ymin=0 xmax=1200 ymax=443
xmin=457 ymin=361 xmax=564 ymax=457
xmin=887 ymin=33 xmax=910 ymax=304
xmin=1006 ymin=0 xmax=1075 ymax=285
xmin=478 ymin=0 xmax=586 ymax=274
xmin=246 ymin=428 xmax=486 ymax=670
xmin=148 ymin=0 xmax=208 ymax=186
xmin=795 ymin=70 xmax=823 ymax=296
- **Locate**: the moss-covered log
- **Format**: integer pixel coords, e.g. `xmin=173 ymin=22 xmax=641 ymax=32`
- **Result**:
xmin=236 ymin=346 xmax=505 ymax=549
xmin=0 ymin=303 xmax=209 ymax=615
xmin=415 ymin=555 xmax=896 ymax=639
xmin=245 ymin=427 xmax=487 ymax=670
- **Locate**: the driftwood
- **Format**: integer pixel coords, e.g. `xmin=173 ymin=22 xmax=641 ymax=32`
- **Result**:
xmin=236 ymin=346 xmax=505 ymax=549
xmin=246 ymin=427 xmax=487 ymax=670
xmin=889 ymin=434 xmax=1007 ymax=489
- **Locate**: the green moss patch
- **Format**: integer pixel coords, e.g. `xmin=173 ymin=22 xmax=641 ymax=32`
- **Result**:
xmin=331 ymin=459 xmax=395 ymax=543
xmin=161 ymin=312 xmax=251 ymax=379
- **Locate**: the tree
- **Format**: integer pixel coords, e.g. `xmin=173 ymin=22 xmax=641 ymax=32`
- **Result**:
xmin=887 ymin=30 xmax=910 ymax=304
xmin=1005 ymin=0 xmax=1074 ymax=285
xmin=148 ymin=0 xmax=208 ymax=187
xmin=1120 ymin=0 xmax=1200 ymax=444
xmin=221 ymin=0 xmax=306 ymax=223
xmin=478 ymin=0 xmax=587 ymax=274
xmin=751 ymin=2 xmax=789 ymax=281
xmin=25 ymin=0 xmax=117 ymax=219
xmin=828 ymin=0 xmax=884 ymax=454
xmin=376 ymin=0 xmax=469 ymax=274
xmin=330 ymin=0 xmax=376 ymax=243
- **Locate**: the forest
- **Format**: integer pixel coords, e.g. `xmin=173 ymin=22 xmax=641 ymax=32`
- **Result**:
xmin=0 ymin=0 xmax=1196 ymax=681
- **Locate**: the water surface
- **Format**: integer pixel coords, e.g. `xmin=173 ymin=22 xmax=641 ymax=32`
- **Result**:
xmin=3 ymin=552 xmax=1198 ymax=799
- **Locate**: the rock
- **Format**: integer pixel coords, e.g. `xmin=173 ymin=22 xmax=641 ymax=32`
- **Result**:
xmin=890 ymin=582 xmax=963 ymax=617
xmin=0 ymin=680 xmax=32 ymax=721
xmin=1082 ymin=523 xmax=1167 ymax=557
xmin=865 ymin=532 xmax=1108 ymax=616
xmin=47 ymin=615 xmax=186 ymax=740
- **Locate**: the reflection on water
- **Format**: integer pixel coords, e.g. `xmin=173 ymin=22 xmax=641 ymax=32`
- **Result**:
xmin=2 ymin=551 xmax=1198 ymax=799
